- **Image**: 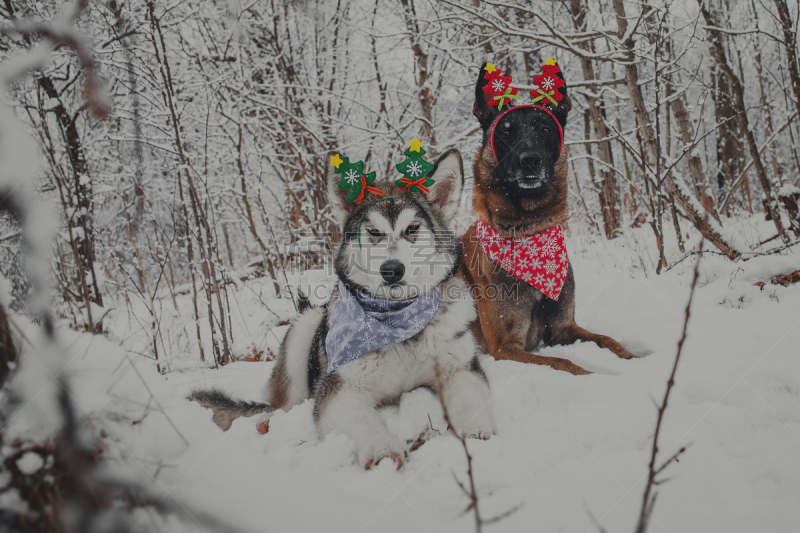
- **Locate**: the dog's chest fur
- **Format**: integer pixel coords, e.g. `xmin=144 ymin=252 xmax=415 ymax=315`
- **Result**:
xmin=459 ymin=221 xmax=576 ymax=351
xmin=318 ymin=276 xmax=477 ymax=404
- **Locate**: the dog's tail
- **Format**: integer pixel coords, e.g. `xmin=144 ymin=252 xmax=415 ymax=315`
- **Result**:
xmin=188 ymin=388 xmax=275 ymax=431
xmin=296 ymin=289 xmax=312 ymax=313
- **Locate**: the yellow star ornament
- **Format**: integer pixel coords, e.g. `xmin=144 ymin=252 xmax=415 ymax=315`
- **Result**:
xmin=485 ymin=63 xmax=497 ymax=74
xmin=330 ymin=153 xmax=343 ymax=168
xmin=544 ymin=57 xmax=557 ymax=66
xmin=408 ymin=137 xmax=424 ymax=152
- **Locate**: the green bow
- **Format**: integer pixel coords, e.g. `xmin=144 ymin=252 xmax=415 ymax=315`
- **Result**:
xmin=531 ymin=88 xmax=559 ymax=106
xmin=493 ymin=87 xmax=521 ymax=110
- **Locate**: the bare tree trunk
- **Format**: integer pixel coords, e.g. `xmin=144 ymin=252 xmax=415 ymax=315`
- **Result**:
xmin=640 ymin=4 xmax=721 ymax=226
xmin=773 ymin=0 xmax=800 ymax=122
xmin=667 ymin=75 xmax=722 ymax=224
xmin=400 ymin=0 xmax=436 ymax=149
xmin=714 ymin=69 xmax=748 ymax=203
xmin=612 ymin=0 xmax=740 ymax=259
xmin=570 ymin=0 xmax=620 ymax=239
xmin=0 ymin=304 xmax=18 ymax=388
xmin=571 ymin=159 xmax=602 ymax=234
xmin=473 ymin=0 xmax=493 ymax=56
xmin=176 ymin=171 xmax=206 ymax=363
xmin=772 ymin=0 xmax=800 ymax=235
xmin=235 ymin=124 xmax=283 ymax=293
xmin=698 ymin=1 xmax=789 ymax=242
xmin=149 ymin=1 xmax=230 ymax=364
xmin=36 ymin=76 xmax=104 ymax=330
xmin=664 ymin=87 xmax=685 ymax=253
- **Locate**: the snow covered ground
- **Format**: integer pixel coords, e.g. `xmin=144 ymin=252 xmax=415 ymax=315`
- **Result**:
xmin=11 ymin=222 xmax=800 ymax=532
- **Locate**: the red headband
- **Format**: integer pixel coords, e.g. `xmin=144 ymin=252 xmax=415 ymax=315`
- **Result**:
xmin=489 ymin=104 xmax=564 ymax=163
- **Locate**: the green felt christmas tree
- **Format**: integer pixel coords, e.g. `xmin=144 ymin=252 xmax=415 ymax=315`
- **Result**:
xmin=330 ymin=153 xmax=382 ymax=203
xmin=394 ymin=138 xmax=435 ymax=193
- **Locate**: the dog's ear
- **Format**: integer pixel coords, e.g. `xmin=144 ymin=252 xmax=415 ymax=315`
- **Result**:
xmin=426 ymin=149 xmax=464 ymax=223
xmin=473 ymin=63 xmax=502 ymax=130
xmin=543 ymin=68 xmax=572 ymax=129
xmin=326 ymin=154 xmax=356 ymax=226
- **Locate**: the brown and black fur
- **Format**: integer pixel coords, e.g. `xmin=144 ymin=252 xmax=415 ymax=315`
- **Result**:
xmin=187 ymin=388 xmax=275 ymax=430
xmin=458 ymin=63 xmax=637 ymax=375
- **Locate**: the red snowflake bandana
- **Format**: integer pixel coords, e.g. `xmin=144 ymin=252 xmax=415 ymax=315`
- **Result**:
xmin=476 ymin=219 xmax=569 ymax=301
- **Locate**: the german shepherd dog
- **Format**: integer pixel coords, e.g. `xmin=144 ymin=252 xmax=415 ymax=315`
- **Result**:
xmin=457 ymin=63 xmax=637 ymax=375
xmin=192 ymin=149 xmax=494 ymax=469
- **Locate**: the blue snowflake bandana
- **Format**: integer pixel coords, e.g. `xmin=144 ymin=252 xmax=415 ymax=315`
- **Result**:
xmin=325 ymin=281 xmax=442 ymax=373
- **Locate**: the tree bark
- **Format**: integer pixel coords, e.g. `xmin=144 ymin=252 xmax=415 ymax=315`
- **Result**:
xmin=37 ymin=76 xmax=104 ymax=329
xmin=613 ymin=0 xmax=741 ymax=259
xmin=698 ymin=1 xmax=789 ymax=242
xmin=772 ymin=0 xmax=800 ymax=236
xmin=0 ymin=304 xmax=18 ymax=388
xmin=713 ymin=69 xmax=747 ymax=200
xmin=570 ymin=0 xmax=621 ymax=239
xmin=400 ymin=0 xmax=436 ymax=150
xmin=773 ymin=0 xmax=800 ymax=122
xmin=149 ymin=1 xmax=230 ymax=364
xmin=638 ymin=4 xmax=721 ymax=224
xmin=667 ymin=77 xmax=722 ymax=224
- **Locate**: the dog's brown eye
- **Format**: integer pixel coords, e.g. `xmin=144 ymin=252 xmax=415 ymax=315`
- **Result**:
xmin=542 ymin=127 xmax=551 ymax=134
xmin=502 ymin=130 xmax=511 ymax=137
xmin=367 ymin=228 xmax=382 ymax=237
xmin=407 ymin=224 xmax=420 ymax=236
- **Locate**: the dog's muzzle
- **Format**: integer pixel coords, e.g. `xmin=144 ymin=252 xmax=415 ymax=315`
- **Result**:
xmin=515 ymin=151 xmax=549 ymax=190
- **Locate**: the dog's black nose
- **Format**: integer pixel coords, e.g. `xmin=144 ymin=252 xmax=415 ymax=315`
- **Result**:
xmin=380 ymin=260 xmax=405 ymax=284
xmin=519 ymin=151 xmax=543 ymax=171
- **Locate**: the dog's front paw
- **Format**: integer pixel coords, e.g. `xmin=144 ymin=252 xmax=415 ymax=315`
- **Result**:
xmin=255 ymin=413 xmax=274 ymax=434
xmin=524 ymin=354 xmax=592 ymax=375
xmin=601 ymin=336 xmax=639 ymax=360
xmin=565 ymin=362 xmax=592 ymax=375
xmin=452 ymin=413 xmax=494 ymax=441
xmin=546 ymin=356 xmax=592 ymax=375
xmin=616 ymin=348 xmax=639 ymax=360
xmin=360 ymin=436 xmax=407 ymax=470
xmin=364 ymin=451 xmax=404 ymax=470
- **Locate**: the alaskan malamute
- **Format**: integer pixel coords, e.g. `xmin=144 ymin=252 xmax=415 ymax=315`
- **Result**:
xmin=191 ymin=148 xmax=493 ymax=469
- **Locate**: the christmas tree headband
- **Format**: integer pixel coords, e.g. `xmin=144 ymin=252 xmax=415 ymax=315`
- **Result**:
xmin=484 ymin=58 xmax=566 ymax=161
xmin=482 ymin=57 xmax=565 ymax=111
xmin=331 ymin=138 xmax=437 ymax=247
xmin=330 ymin=137 xmax=436 ymax=205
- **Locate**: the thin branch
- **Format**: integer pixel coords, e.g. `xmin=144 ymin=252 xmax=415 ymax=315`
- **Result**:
xmin=635 ymin=229 xmax=705 ymax=533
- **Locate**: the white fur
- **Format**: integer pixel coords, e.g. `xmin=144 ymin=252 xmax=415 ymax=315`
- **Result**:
xmin=316 ymin=390 xmax=407 ymax=467
xmin=344 ymin=208 xmax=454 ymax=300
xmin=279 ymin=307 xmax=323 ymax=406
xmin=441 ymin=370 xmax=493 ymax=439
xmin=273 ymin=148 xmax=492 ymax=468
xmin=257 ymin=307 xmax=326 ymax=429
xmin=315 ymin=276 xmax=494 ymax=466
xmin=428 ymin=150 xmax=463 ymax=222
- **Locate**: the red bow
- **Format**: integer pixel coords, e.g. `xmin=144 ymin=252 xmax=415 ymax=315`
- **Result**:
xmin=355 ymin=176 xmax=384 ymax=204
xmin=397 ymin=177 xmax=430 ymax=193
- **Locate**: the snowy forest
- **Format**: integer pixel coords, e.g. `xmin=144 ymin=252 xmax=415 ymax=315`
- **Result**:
xmin=0 ymin=0 xmax=799 ymax=531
